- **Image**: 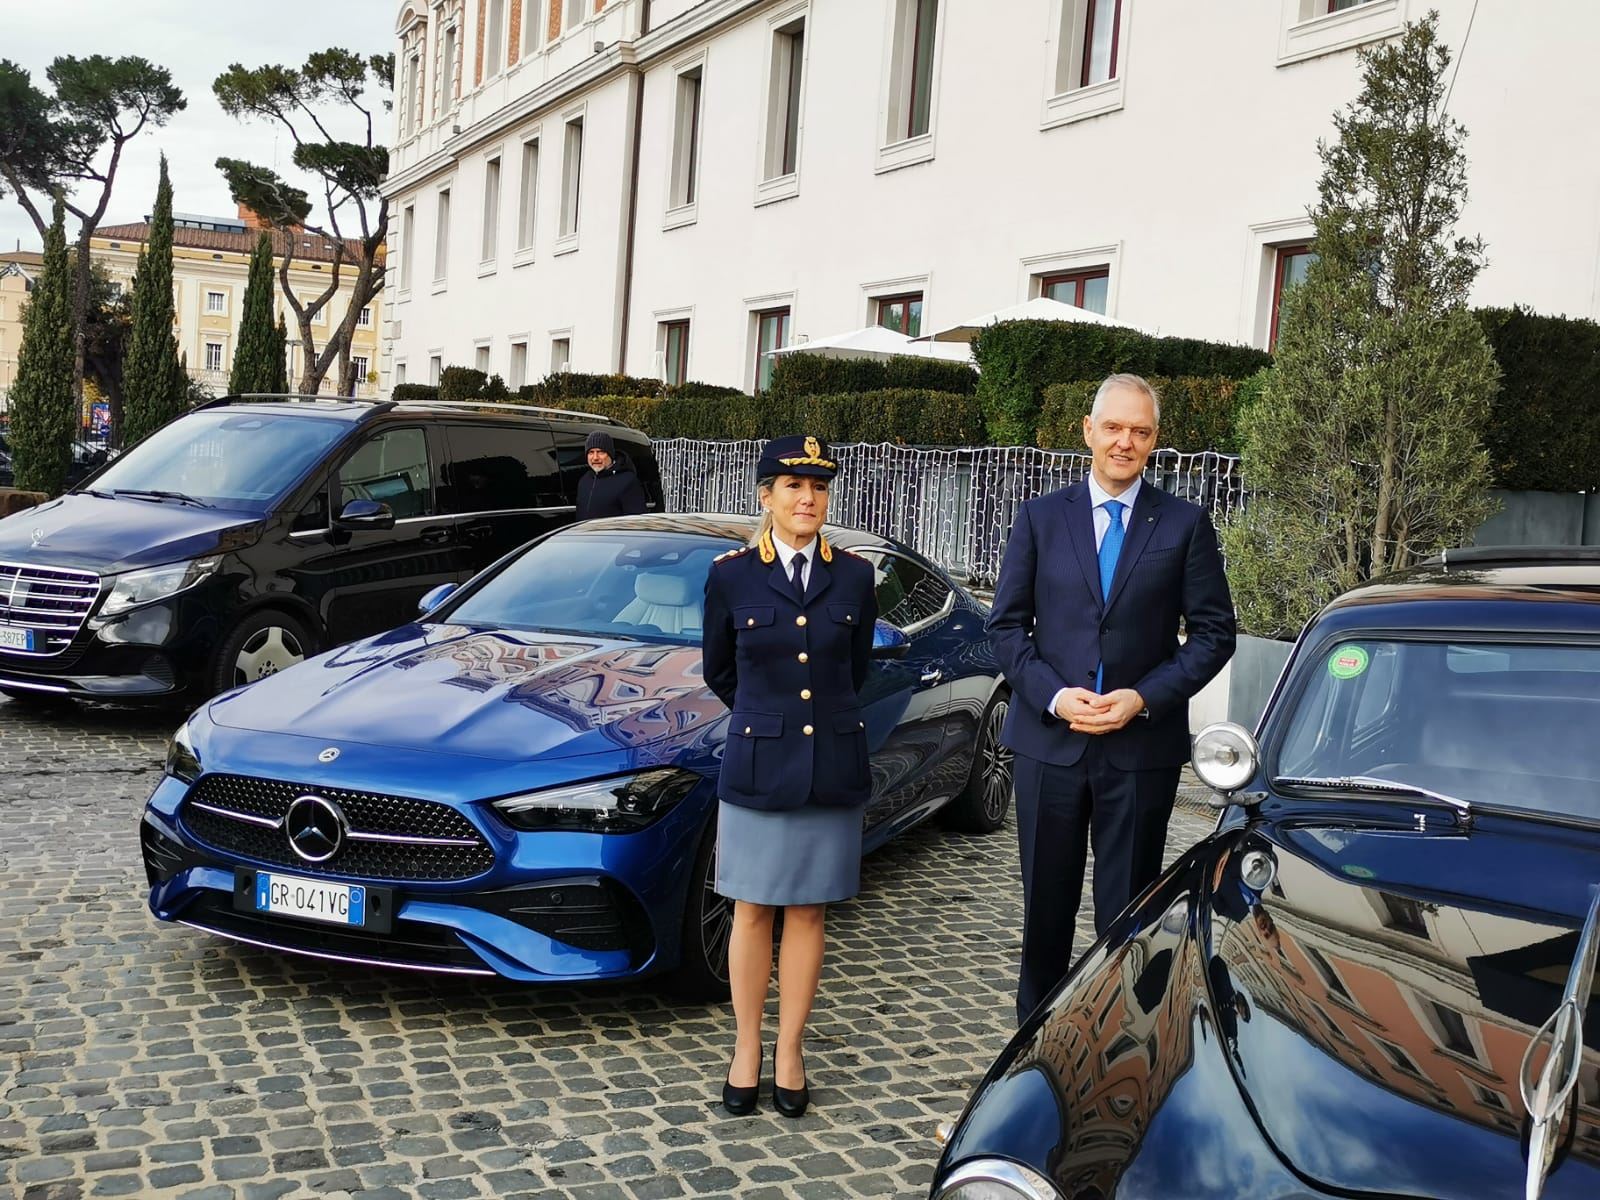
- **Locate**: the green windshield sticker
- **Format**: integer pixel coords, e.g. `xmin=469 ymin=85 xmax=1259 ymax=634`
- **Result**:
xmin=1329 ymin=646 xmax=1370 ymax=679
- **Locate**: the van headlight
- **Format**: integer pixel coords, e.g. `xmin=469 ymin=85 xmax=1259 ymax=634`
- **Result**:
xmin=165 ymin=719 xmax=202 ymax=783
xmin=491 ymin=769 xmax=699 ymax=833
xmin=102 ymin=557 xmax=221 ymax=616
xmin=934 ymin=1160 xmax=1061 ymax=1200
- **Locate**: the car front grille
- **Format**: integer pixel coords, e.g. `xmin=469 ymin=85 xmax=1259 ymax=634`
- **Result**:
xmin=181 ymin=773 xmax=496 ymax=882
xmin=0 ymin=561 xmax=100 ymax=656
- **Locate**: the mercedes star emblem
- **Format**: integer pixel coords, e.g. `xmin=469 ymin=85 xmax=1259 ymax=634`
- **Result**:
xmin=318 ymin=747 xmax=341 ymax=764
xmin=284 ymin=794 xmax=347 ymax=863
xmin=30 ymin=528 xmax=45 ymax=548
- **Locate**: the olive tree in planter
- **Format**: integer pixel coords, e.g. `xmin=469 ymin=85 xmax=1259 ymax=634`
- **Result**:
xmin=1224 ymin=13 xmax=1500 ymax=639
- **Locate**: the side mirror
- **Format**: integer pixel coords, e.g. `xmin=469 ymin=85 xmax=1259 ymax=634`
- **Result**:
xmin=336 ymin=498 xmax=395 ymax=530
xmin=418 ymin=582 xmax=458 ymax=617
xmin=1191 ymin=722 xmax=1261 ymax=808
xmin=871 ymin=620 xmax=910 ymax=659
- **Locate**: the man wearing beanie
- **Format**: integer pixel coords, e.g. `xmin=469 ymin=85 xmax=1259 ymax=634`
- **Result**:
xmin=575 ymin=429 xmax=649 ymax=520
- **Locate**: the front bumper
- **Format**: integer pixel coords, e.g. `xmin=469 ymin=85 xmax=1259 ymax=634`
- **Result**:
xmin=140 ymin=772 xmax=709 ymax=982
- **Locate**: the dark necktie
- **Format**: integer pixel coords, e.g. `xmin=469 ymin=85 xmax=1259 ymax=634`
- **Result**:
xmin=790 ymin=554 xmax=807 ymax=604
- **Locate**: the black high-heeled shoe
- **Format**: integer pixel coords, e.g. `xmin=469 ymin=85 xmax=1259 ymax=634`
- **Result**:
xmin=773 ymin=1052 xmax=809 ymax=1119
xmin=722 ymin=1047 xmax=762 ymax=1116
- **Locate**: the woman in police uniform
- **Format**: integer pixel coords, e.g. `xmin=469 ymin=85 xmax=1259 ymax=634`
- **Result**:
xmin=701 ymin=435 xmax=878 ymax=1118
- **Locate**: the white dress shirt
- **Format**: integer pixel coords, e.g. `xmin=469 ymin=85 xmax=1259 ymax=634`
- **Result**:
xmin=772 ymin=534 xmax=814 ymax=592
xmin=1047 ymin=475 xmax=1142 ymax=718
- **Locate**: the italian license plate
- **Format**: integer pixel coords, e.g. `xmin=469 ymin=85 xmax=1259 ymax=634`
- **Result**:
xmin=0 ymin=626 xmax=34 ymax=652
xmin=253 ymin=871 xmax=365 ymax=927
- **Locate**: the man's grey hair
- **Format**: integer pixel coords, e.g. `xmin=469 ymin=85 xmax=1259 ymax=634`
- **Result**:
xmin=1090 ymin=373 xmax=1161 ymax=426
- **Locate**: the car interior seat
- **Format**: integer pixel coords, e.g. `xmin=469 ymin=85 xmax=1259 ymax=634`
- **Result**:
xmin=615 ymin=572 xmax=702 ymax=636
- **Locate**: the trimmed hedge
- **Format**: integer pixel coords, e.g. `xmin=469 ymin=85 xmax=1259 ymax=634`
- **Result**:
xmin=520 ymin=371 xmax=747 ymax=402
xmin=1038 ymin=376 xmax=1249 ymax=454
xmin=438 ymin=366 xmax=488 ymax=403
xmin=1474 ymin=306 xmax=1600 ymax=492
xmin=767 ymin=352 xmax=978 ymax=402
xmin=391 ymin=383 xmax=440 ymax=403
xmin=974 ymin=320 xmax=1272 ymax=445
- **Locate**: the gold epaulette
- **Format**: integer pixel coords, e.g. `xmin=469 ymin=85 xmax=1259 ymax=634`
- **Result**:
xmin=713 ymin=546 xmax=750 ymax=563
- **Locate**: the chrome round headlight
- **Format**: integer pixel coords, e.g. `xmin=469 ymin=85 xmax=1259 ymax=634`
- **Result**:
xmin=934 ymin=1159 xmax=1061 ymax=1200
xmin=1192 ymin=721 xmax=1259 ymax=795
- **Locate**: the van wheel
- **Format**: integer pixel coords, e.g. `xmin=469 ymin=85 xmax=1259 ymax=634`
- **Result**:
xmin=668 ymin=820 xmax=733 ymax=1001
xmin=940 ymin=692 xmax=1014 ymax=834
xmin=211 ymin=610 xmax=314 ymax=695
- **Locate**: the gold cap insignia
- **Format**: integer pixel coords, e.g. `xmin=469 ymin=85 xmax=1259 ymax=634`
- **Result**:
xmin=804 ymin=436 xmax=821 ymax=460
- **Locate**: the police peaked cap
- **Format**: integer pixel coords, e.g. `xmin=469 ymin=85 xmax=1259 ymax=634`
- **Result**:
xmin=757 ymin=435 xmax=838 ymax=480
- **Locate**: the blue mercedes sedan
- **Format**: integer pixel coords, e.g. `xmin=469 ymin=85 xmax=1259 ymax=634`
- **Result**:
xmin=139 ymin=515 xmax=1011 ymax=995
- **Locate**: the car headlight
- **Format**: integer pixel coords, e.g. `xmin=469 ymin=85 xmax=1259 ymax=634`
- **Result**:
xmin=934 ymin=1160 xmax=1061 ymax=1200
xmin=165 ymin=719 xmax=202 ymax=783
xmin=102 ymin=557 xmax=221 ymax=617
xmin=490 ymin=769 xmax=699 ymax=833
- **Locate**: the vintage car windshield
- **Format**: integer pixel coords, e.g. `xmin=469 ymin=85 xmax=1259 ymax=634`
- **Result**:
xmin=446 ymin=531 xmax=732 ymax=645
xmin=1274 ymin=638 xmax=1600 ymax=821
xmin=86 ymin=410 xmax=350 ymax=512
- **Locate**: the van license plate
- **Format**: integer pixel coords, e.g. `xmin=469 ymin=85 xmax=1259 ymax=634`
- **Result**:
xmin=253 ymin=872 xmax=365 ymax=927
xmin=0 ymin=627 xmax=34 ymax=652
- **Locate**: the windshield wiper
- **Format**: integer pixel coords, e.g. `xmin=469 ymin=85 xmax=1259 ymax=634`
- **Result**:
xmin=1520 ymin=884 xmax=1600 ymax=1200
xmin=113 ymin=488 xmax=213 ymax=509
xmin=78 ymin=488 xmax=116 ymax=499
xmin=1274 ymin=775 xmax=1474 ymax=828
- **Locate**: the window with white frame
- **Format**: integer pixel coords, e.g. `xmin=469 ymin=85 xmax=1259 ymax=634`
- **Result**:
xmin=485 ymin=0 xmax=506 ymax=77
xmin=206 ymin=290 xmax=226 ymax=314
xmin=563 ymin=0 xmax=586 ymax=35
xmin=886 ymin=0 xmax=939 ymax=145
xmin=1279 ymin=0 xmax=1404 ymax=66
xmin=350 ymin=355 xmax=369 ymax=393
xmin=440 ymin=22 xmax=457 ymax=113
xmin=669 ymin=65 xmax=704 ymax=212
xmin=401 ymin=204 xmax=416 ymax=290
xmin=1055 ymin=0 xmax=1122 ymax=94
xmin=358 ymin=305 xmax=373 ymax=327
xmin=402 ymin=52 xmax=420 ymax=136
xmin=764 ymin=15 xmax=806 ymax=181
xmin=481 ymin=155 xmax=502 ymax=263
xmin=475 ymin=344 xmax=491 ymax=373
xmin=204 ymin=341 xmax=224 ymax=372
xmin=559 ymin=117 xmax=583 ymax=240
xmin=523 ymin=0 xmax=545 ymax=55
xmin=753 ymin=307 xmax=790 ymax=393
xmin=429 ymin=354 xmax=443 ymax=384
xmin=434 ymin=187 xmax=451 ymax=282
xmin=396 ymin=361 xmax=407 ymax=385
xmin=660 ymin=320 xmax=690 ymax=386
xmin=517 ymin=137 xmax=539 ymax=252
xmin=509 ymin=340 xmax=528 ymax=388
xmin=551 ymin=336 xmax=571 ymax=373
xmin=1040 ymin=266 xmax=1110 ymax=314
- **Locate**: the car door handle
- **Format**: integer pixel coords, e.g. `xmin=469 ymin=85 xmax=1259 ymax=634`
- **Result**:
xmin=920 ymin=668 xmax=944 ymax=685
xmin=420 ymin=526 xmax=452 ymax=545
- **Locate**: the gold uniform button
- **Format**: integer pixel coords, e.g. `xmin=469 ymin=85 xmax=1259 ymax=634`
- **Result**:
xmin=746 ymin=618 xmax=756 ymax=627
xmin=744 ymin=726 xmax=752 ymax=735
xmin=803 ymin=724 xmax=814 ymax=736
xmin=800 ymin=689 xmax=812 ymax=700
xmin=796 ymin=615 xmax=808 ymax=627
xmin=798 ymin=652 xmax=808 ymax=663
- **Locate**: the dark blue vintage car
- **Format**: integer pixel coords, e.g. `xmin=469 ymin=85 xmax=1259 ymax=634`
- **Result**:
xmin=140 ymin=515 xmax=1011 ymax=996
xmin=930 ymin=547 xmax=1600 ymax=1200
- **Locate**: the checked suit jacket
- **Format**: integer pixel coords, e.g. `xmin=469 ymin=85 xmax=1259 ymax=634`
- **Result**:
xmin=986 ymin=478 xmax=1237 ymax=770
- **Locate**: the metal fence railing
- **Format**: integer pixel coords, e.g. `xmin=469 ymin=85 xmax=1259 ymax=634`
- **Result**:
xmin=653 ymin=439 xmax=1245 ymax=587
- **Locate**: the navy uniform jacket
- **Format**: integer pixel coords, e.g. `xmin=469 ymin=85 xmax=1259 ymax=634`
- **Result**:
xmin=702 ymin=530 xmax=878 ymax=811
xmin=986 ymin=479 xmax=1236 ymax=770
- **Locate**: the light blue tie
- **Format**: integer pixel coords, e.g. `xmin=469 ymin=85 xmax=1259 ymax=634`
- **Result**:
xmin=1095 ymin=499 xmax=1125 ymax=693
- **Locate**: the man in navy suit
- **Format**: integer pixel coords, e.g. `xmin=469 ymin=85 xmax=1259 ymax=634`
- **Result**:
xmin=987 ymin=373 xmax=1236 ymax=1025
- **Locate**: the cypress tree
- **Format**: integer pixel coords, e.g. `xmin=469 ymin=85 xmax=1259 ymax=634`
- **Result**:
xmin=271 ymin=315 xmax=289 ymax=393
xmin=121 ymin=154 xmax=189 ymax=447
xmin=8 ymin=195 xmax=77 ymax=495
xmin=229 ymin=231 xmax=279 ymax=394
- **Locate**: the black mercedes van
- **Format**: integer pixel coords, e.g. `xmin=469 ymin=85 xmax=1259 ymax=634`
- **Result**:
xmin=0 ymin=395 xmax=662 ymax=705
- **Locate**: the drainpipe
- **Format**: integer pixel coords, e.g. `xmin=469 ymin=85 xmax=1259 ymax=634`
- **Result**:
xmin=616 ymin=62 xmax=645 ymax=375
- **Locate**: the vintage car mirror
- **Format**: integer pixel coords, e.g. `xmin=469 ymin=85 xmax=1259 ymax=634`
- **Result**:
xmin=871 ymin=620 xmax=910 ymax=659
xmin=418 ymin=582 xmax=458 ymax=617
xmin=336 ymin=498 xmax=396 ymax=531
xmin=1192 ymin=722 xmax=1261 ymax=805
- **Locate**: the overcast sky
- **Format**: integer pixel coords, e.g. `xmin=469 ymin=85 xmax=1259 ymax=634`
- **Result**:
xmin=2 ymin=0 xmax=395 ymax=253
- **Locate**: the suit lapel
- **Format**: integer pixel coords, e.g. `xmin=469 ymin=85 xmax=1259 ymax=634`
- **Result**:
xmin=1104 ymin=484 xmax=1162 ymax=614
xmin=1063 ymin=483 xmax=1103 ymax=610
xmin=767 ymin=557 xmax=798 ymax=604
xmin=802 ymin=557 xmax=833 ymax=606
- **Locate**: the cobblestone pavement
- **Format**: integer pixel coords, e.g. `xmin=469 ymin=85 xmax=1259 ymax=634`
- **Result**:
xmin=0 ymin=695 xmax=1219 ymax=1200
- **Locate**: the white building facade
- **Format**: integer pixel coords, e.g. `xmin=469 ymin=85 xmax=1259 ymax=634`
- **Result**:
xmin=382 ymin=0 xmax=1600 ymax=395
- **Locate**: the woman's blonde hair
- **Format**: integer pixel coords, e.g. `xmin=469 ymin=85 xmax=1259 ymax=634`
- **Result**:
xmin=751 ymin=475 xmax=777 ymax=547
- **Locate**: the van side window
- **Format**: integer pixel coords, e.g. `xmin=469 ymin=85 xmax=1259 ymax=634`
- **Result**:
xmin=439 ymin=424 xmax=562 ymax=514
xmin=339 ymin=427 xmax=433 ymax=519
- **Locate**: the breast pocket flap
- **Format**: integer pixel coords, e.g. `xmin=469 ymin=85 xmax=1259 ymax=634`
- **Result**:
xmin=827 ymin=603 xmax=861 ymax=626
xmin=731 ymin=712 xmax=783 ymax=738
xmin=733 ymin=606 xmax=776 ymax=629
xmin=832 ymin=710 xmax=866 ymax=735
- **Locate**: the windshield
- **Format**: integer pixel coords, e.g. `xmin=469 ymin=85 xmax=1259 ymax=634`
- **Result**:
xmin=446 ymin=531 xmax=732 ymax=644
xmin=1275 ymin=638 xmax=1600 ymax=821
xmin=87 ymin=410 xmax=350 ymax=512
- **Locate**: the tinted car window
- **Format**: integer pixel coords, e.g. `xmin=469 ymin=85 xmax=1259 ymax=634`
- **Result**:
xmin=550 ymin=427 xmax=591 ymax=504
xmin=445 ymin=531 xmax=728 ymax=643
xmin=857 ymin=550 xmax=953 ymax=631
xmin=340 ymin=427 xmax=432 ymax=518
xmin=440 ymin=423 xmax=562 ymax=514
xmin=1275 ymin=638 xmax=1600 ymax=819
xmin=88 ymin=410 xmax=350 ymax=512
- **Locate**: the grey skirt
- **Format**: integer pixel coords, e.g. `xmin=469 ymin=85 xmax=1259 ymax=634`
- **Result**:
xmin=715 ymin=799 xmax=864 ymax=906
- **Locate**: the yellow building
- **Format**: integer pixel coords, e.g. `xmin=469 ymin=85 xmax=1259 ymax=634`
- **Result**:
xmin=0 ymin=250 xmax=44 ymax=411
xmin=90 ymin=207 xmax=384 ymax=398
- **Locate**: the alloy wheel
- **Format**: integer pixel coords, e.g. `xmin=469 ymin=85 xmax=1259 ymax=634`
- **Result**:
xmin=233 ymin=625 xmax=306 ymax=687
xmin=700 ymin=850 xmax=733 ymax=986
xmin=982 ymin=698 xmax=1015 ymax=823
